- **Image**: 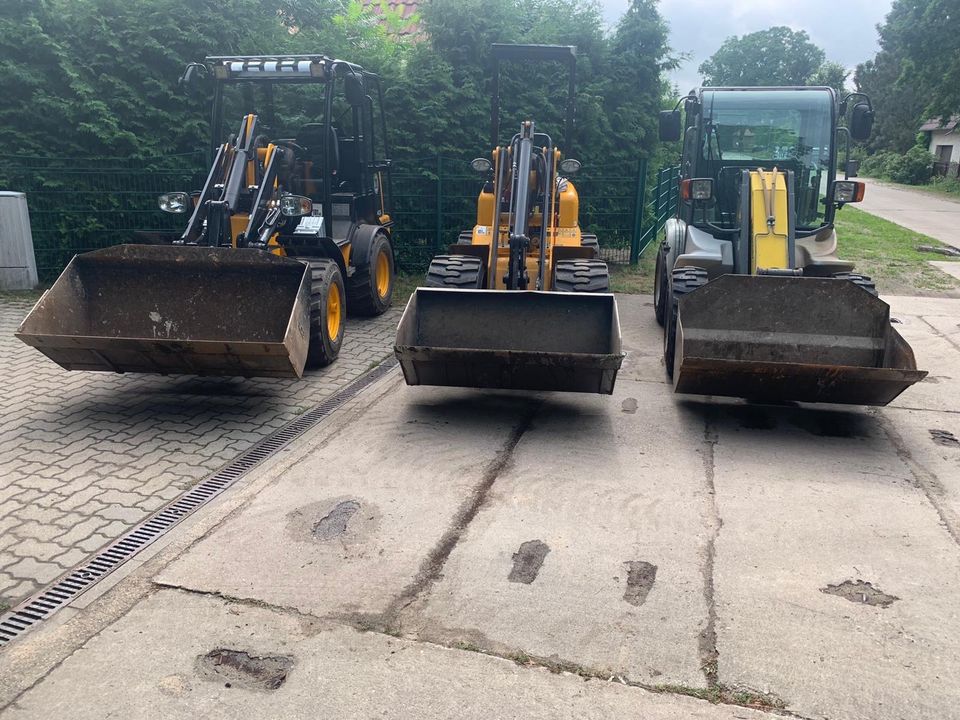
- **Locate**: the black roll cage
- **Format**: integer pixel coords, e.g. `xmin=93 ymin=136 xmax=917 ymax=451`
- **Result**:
xmin=200 ymin=54 xmax=392 ymax=231
xmin=680 ymin=86 xmax=842 ymax=236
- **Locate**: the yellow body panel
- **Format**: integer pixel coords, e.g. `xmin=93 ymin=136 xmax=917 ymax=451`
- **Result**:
xmin=749 ymin=170 xmax=790 ymax=272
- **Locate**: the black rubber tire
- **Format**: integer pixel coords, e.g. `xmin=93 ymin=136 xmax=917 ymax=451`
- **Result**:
xmin=832 ymin=271 xmax=878 ymax=297
xmin=554 ymin=258 xmax=610 ymax=292
xmin=663 ymin=267 xmax=708 ymax=379
xmin=653 ymin=244 xmax=668 ymax=327
xmin=425 ymin=254 xmax=485 ymax=288
xmin=581 ymin=233 xmax=600 ymax=258
xmin=457 ymin=230 xmax=474 ymax=245
xmin=304 ymin=259 xmax=345 ymax=369
xmin=346 ymin=233 xmax=394 ymax=316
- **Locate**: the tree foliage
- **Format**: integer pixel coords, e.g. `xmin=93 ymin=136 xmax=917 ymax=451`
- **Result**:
xmin=0 ymin=0 xmax=675 ymax=174
xmin=855 ymin=0 xmax=960 ymax=155
xmin=698 ymin=27 xmax=826 ymax=87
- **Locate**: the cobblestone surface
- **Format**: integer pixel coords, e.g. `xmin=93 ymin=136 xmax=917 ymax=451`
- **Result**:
xmin=0 ymin=297 xmax=400 ymax=609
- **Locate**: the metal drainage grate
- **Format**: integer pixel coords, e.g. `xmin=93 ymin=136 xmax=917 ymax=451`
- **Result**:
xmin=0 ymin=358 xmax=398 ymax=647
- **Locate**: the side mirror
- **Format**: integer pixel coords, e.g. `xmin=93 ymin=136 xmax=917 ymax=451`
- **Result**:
xmin=849 ymin=103 xmax=873 ymax=142
xmin=659 ymin=110 xmax=682 ymax=143
xmin=344 ymin=74 xmax=366 ymax=107
xmin=178 ymin=63 xmax=209 ymax=94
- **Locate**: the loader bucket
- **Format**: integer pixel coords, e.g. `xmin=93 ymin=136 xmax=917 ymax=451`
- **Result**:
xmin=673 ymin=275 xmax=927 ymax=405
xmin=395 ymin=288 xmax=624 ymax=394
xmin=16 ymin=244 xmax=311 ymax=378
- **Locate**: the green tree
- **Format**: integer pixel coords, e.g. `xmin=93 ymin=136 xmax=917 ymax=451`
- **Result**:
xmin=698 ymin=26 xmax=825 ymax=87
xmin=809 ymin=61 xmax=849 ymax=96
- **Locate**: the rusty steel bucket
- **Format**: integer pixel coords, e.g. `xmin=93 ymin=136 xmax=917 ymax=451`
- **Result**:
xmin=16 ymin=244 xmax=311 ymax=378
xmin=395 ymin=288 xmax=624 ymax=394
xmin=672 ymin=275 xmax=927 ymax=405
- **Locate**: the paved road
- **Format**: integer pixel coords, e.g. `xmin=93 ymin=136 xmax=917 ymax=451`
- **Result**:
xmin=859 ymin=178 xmax=960 ymax=249
xmin=0 ymin=297 xmax=400 ymax=610
xmin=3 ymin=293 xmax=959 ymax=720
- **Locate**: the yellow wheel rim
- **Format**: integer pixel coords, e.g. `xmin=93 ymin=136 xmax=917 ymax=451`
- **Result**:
xmin=375 ymin=249 xmax=391 ymax=299
xmin=327 ymin=281 xmax=342 ymax=341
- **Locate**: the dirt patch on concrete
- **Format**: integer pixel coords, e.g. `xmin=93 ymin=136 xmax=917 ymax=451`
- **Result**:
xmin=623 ymin=561 xmax=657 ymax=606
xmin=196 ymin=649 xmax=294 ymax=690
xmin=821 ymin=580 xmax=899 ymax=608
xmin=621 ymin=398 xmax=638 ymax=414
xmin=929 ymin=428 xmax=960 ymax=448
xmin=508 ymin=540 xmax=550 ymax=584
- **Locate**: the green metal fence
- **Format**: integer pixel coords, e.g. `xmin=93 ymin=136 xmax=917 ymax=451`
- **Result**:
xmin=1 ymin=154 xmax=204 ymax=282
xmin=1 ymin=154 xmax=679 ymax=283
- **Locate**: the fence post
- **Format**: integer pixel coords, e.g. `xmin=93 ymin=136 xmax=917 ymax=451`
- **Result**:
xmin=629 ymin=157 xmax=648 ymax=265
xmin=435 ymin=153 xmax=443 ymax=250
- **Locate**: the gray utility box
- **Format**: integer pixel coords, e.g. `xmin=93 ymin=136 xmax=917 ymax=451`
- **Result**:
xmin=0 ymin=192 xmax=39 ymax=290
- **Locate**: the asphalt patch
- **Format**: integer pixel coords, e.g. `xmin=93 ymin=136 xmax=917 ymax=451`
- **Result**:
xmin=621 ymin=398 xmax=639 ymax=414
xmin=623 ymin=561 xmax=657 ymax=606
xmin=821 ymin=580 xmax=899 ymax=608
xmin=313 ymin=500 xmax=361 ymax=541
xmin=929 ymin=429 xmax=960 ymax=448
xmin=508 ymin=540 xmax=550 ymax=584
xmin=196 ymin=649 xmax=294 ymax=690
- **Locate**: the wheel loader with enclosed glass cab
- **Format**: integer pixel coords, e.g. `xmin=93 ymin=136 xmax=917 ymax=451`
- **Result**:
xmin=395 ymin=44 xmax=623 ymax=394
xmin=654 ymin=87 xmax=926 ymax=405
xmin=16 ymin=55 xmax=396 ymax=378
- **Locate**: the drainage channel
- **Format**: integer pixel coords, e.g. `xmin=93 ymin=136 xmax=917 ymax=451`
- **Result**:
xmin=0 ymin=358 xmax=398 ymax=647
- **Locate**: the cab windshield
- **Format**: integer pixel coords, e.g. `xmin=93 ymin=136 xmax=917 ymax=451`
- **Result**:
xmin=698 ymin=89 xmax=835 ymax=229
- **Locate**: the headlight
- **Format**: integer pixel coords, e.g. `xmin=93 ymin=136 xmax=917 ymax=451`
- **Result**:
xmin=280 ymin=194 xmax=313 ymax=217
xmin=559 ymin=158 xmax=581 ymax=175
xmin=470 ymin=157 xmax=492 ymax=174
xmin=158 ymin=192 xmax=190 ymax=213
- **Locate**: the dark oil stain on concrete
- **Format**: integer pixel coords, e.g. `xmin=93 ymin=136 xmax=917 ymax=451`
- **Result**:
xmin=623 ymin=561 xmax=657 ymax=606
xmin=196 ymin=649 xmax=294 ymax=690
xmin=726 ymin=405 xmax=777 ymax=430
xmin=821 ymin=580 xmax=899 ymax=608
xmin=313 ymin=500 xmax=361 ymax=541
xmin=621 ymin=398 xmax=638 ymax=414
xmin=508 ymin=540 xmax=550 ymax=584
xmin=929 ymin=429 xmax=960 ymax=448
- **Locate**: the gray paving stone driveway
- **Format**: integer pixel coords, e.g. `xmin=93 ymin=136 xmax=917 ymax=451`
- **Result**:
xmin=0 ymin=297 xmax=400 ymax=609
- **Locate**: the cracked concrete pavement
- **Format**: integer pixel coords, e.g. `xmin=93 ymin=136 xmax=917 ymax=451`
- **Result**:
xmin=2 ymin=293 xmax=960 ymax=719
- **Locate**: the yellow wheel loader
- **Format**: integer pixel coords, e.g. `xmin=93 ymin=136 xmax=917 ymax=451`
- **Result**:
xmin=395 ymin=44 xmax=623 ymax=394
xmin=17 ymin=55 xmax=396 ymax=378
xmin=654 ymin=87 xmax=926 ymax=404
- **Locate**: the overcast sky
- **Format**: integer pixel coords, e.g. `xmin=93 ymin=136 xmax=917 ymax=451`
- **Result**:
xmin=599 ymin=0 xmax=894 ymax=93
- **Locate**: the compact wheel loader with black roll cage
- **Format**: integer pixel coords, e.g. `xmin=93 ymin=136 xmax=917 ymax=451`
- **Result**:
xmin=17 ymin=55 xmax=396 ymax=378
xmin=654 ymin=87 xmax=926 ymax=405
xmin=395 ymin=44 xmax=623 ymax=394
